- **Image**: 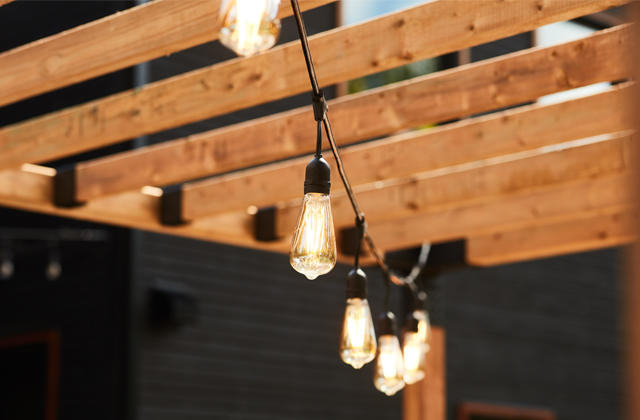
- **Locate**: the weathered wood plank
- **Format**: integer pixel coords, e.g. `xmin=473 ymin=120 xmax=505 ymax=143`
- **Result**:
xmin=181 ymin=84 xmax=631 ymax=220
xmin=0 ymin=0 xmax=627 ymax=169
xmin=75 ymin=24 xmax=632 ymax=201
xmin=403 ymin=327 xmax=446 ymax=420
xmin=466 ymin=206 xmax=637 ymax=266
xmin=0 ymin=0 xmax=332 ymax=108
xmin=362 ymin=173 xmax=632 ymax=253
xmin=274 ymin=134 xmax=632 ymax=236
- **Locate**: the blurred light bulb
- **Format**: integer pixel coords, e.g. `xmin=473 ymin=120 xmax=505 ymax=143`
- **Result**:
xmin=0 ymin=259 xmax=13 ymax=280
xmin=403 ymin=331 xmax=426 ymax=384
xmin=218 ymin=0 xmax=281 ymax=57
xmin=340 ymin=298 xmax=376 ymax=369
xmin=373 ymin=335 xmax=405 ymax=396
xmin=414 ymin=310 xmax=432 ymax=351
xmin=289 ymin=193 xmax=336 ymax=280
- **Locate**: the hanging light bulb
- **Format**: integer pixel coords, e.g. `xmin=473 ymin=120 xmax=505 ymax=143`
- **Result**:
xmin=340 ymin=268 xmax=376 ymax=369
xmin=290 ymin=120 xmax=337 ymax=280
xmin=402 ymin=312 xmax=426 ymax=384
xmin=414 ymin=309 xmax=432 ymax=351
xmin=373 ymin=312 xmax=405 ymax=396
xmin=218 ymin=0 xmax=281 ymax=57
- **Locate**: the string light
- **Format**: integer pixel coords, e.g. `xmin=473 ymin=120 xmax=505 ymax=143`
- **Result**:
xmin=373 ymin=312 xmax=405 ymax=396
xmin=218 ymin=0 xmax=282 ymax=57
xmin=289 ymin=120 xmax=337 ymax=279
xmin=402 ymin=312 xmax=427 ymax=384
xmin=223 ymin=0 xmax=438 ymax=394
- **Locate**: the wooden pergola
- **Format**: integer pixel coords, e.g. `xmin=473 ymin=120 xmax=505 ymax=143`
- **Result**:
xmin=0 ymin=0 xmax=637 ymax=419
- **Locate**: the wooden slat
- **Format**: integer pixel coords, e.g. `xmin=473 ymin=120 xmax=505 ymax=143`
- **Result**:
xmin=0 ymin=0 xmax=14 ymax=7
xmin=274 ymin=133 xmax=632 ymax=237
xmin=181 ymin=84 xmax=631 ymax=220
xmin=0 ymin=0 xmax=332 ymax=108
xmin=75 ymin=24 xmax=632 ymax=202
xmin=466 ymin=206 xmax=637 ymax=266
xmin=0 ymin=0 xmax=627 ymax=170
xmin=363 ymin=173 xmax=632 ymax=253
xmin=403 ymin=327 xmax=446 ymax=420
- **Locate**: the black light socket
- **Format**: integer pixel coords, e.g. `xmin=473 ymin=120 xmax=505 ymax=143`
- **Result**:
xmin=346 ymin=268 xmax=367 ymax=299
xmin=378 ymin=311 xmax=397 ymax=337
xmin=405 ymin=312 xmax=420 ymax=333
xmin=304 ymin=155 xmax=331 ymax=195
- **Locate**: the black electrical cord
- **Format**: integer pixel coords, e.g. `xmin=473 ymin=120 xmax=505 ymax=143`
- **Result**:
xmin=290 ymin=0 xmax=427 ymax=301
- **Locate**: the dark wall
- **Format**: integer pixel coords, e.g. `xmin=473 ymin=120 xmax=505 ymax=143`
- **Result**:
xmin=443 ymin=249 xmax=622 ymax=420
xmin=0 ymin=209 xmax=131 ymax=420
xmin=132 ymin=232 xmax=403 ymax=420
xmin=0 ymin=2 xmax=135 ymax=419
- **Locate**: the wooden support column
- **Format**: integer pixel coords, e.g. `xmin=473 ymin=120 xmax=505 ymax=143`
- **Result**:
xmin=625 ymin=4 xmax=640 ymax=420
xmin=404 ymin=327 xmax=446 ymax=420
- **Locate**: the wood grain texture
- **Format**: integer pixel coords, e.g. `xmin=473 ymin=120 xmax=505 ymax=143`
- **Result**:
xmin=0 ymin=0 xmax=332 ymax=108
xmin=75 ymin=23 xmax=632 ymax=201
xmin=181 ymin=84 xmax=632 ymax=220
xmin=467 ymin=206 xmax=637 ymax=266
xmin=275 ymin=134 xmax=632 ymax=236
xmin=404 ymin=327 xmax=446 ymax=420
xmin=0 ymin=0 xmax=628 ymax=170
xmin=366 ymin=173 xmax=632 ymax=253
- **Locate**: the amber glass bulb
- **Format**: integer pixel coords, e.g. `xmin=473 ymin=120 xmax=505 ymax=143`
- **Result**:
xmin=373 ymin=335 xmax=405 ymax=396
xmin=289 ymin=193 xmax=337 ymax=280
xmin=218 ymin=0 xmax=281 ymax=57
xmin=339 ymin=298 xmax=376 ymax=369
xmin=403 ymin=331 xmax=426 ymax=384
xmin=414 ymin=310 xmax=432 ymax=352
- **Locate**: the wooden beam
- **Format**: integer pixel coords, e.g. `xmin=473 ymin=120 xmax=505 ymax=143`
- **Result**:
xmin=75 ymin=24 xmax=633 ymax=201
xmin=275 ymin=133 xmax=632 ymax=237
xmin=181 ymin=84 xmax=631 ymax=220
xmin=360 ymin=172 xmax=631 ymax=253
xmin=0 ymin=0 xmax=628 ymax=170
xmin=0 ymin=0 xmax=332 ymax=108
xmin=403 ymin=327 xmax=446 ymax=420
xmin=0 ymin=167 xmax=289 ymax=254
xmin=466 ymin=206 xmax=637 ymax=266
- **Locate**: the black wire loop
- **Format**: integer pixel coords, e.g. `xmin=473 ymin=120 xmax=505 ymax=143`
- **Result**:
xmin=315 ymin=120 xmax=323 ymax=156
xmin=353 ymin=214 xmax=366 ymax=269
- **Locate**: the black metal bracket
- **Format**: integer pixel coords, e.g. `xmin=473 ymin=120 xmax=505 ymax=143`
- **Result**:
xmin=53 ymin=164 xmax=85 ymax=208
xmin=160 ymin=186 xmax=188 ymax=226
xmin=254 ymin=206 xmax=279 ymax=242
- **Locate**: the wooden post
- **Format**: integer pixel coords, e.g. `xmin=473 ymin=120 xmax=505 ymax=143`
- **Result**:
xmin=625 ymin=4 xmax=640 ymax=420
xmin=404 ymin=327 xmax=446 ymax=420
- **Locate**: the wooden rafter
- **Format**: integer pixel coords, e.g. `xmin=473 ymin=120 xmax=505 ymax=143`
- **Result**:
xmin=0 ymin=0 xmax=627 ymax=170
xmin=0 ymin=0 xmax=332 ymax=108
xmin=360 ymin=173 xmax=632 ymax=253
xmin=180 ymin=84 xmax=631 ymax=220
xmin=74 ymin=24 xmax=632 ymax=202
xmin=273 ymin=133 xmax=632 ymax=234
xmin=467 ymin=206 xmax=636 ymax=266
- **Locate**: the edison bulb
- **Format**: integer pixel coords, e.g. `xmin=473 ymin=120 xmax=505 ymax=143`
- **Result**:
xmin=403 ymin=331 xmax=426 ymax=384
xmin=218 ymin=0 xmax=281 ymax=57
xmin=340 ymin=298 xmax=376 ymax=369
xmin=414 ymin=310 xmax=432 ymax=352
xmin=289 ymin=193 xmax=337 ymax=279
xmin=373 ymin=335 xmax=405 ymax=396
